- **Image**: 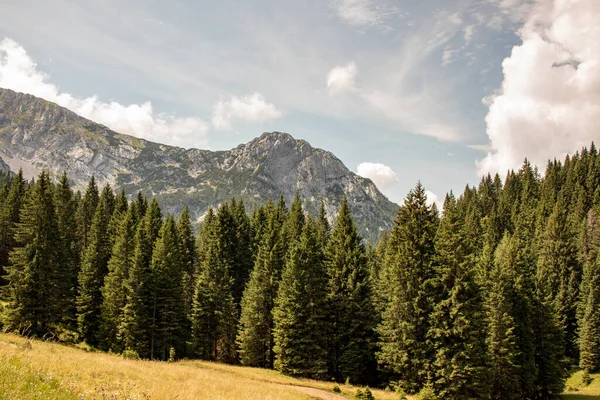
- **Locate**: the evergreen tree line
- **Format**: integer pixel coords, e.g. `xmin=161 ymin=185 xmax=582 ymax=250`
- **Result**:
xmin=0 ymin=144 xmax=598 ymax=399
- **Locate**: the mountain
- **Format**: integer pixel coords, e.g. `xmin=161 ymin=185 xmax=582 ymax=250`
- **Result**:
xmin=0 ymin=88 xmax=397 ymax=241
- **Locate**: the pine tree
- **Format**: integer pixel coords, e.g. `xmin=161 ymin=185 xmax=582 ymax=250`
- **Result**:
xmin=100 ymin=206 xmax=138 ymax=352
xmin=77 ymin=185 xmax=114 ymax=346
xmin=192 ymin=211 xmax=237 ymax=362
xmin=377 ymin=183 xmax=438 ymax=392
xmin=4 ymin=171 xmax=62 ymax=336
xmin=149 ymin=215 xmax=186 ymax=360
xmin=273 ymin=218 xmax=328 ymax=378
xmin=537 ymin=192 xmax=580 ymax=360
xmin=0 ymin=169 xmax=27 ymax=286
xmin=120 ymin=205 xmax=160 ymax=358
xmin=76 ymin=176 xmax=99 ymax=251
xmin=485 ymin=235 xmax=521 ymax=400
xmin=429 ymin=194 xmax=488 ymax=399
xmin=325 ymin=196 xmax=377 ymax=384
xmin=231 ymin=199 xmax=253 ymax=307
xmin=177 ymin=206 xmax=196 ymax=353
xmin=579 ymin=251 xmax=600 ymax=372
xmin=237 ymin=203 xmax=287 ymax=367
xmin=54 ymin=172 xmax=79 ymax=325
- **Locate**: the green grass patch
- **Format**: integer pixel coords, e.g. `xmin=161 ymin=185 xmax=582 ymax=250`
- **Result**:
xmin=563 ymin=370 xmax=600 ymax=400
xmin=0 ymin=356 xmax=77 ymax=400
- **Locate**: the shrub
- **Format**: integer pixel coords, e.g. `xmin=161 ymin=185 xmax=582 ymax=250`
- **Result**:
xmin=416 ymin=383 xmax=437 ymax=400
xmin=168 ymin=347 xmax=176 ymax=362
xmin=122 ymin=349 xmax=140 ymax=360
xmin=332 ymin=385 xmax=341 ymax=393
xmin=354 ymin=388 xmax=375 ymax=400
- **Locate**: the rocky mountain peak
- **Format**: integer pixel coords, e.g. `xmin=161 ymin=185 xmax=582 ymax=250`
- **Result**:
xmin=0 ymin=88 xmax=398 ymax=241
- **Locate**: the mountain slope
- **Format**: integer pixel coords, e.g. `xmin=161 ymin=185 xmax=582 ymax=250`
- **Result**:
xmin=0 ymin=88 xmax=397 ymax=240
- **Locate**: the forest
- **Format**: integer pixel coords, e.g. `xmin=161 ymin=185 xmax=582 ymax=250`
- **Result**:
xmin=1 ymin=144 xmax=600 ymax=399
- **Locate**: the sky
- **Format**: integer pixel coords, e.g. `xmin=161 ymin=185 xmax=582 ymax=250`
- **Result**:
xmin=0 ymin=0 xmax=598 ymax=206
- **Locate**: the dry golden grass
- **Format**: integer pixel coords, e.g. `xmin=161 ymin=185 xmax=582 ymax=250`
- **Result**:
xmin=0 ymin=333 xmax=402 ymax=400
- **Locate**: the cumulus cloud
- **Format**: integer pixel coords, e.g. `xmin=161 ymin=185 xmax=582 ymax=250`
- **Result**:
xmin=425 ymin=190 xmax=443 ymax=210
xmin=330 ymin=0 xmax=396 ymax=26
xmin=0 ymin=38 xmax=210 ymax=148
xmin=212 ymin=93 xmax=282 ymax=131
xmin=327 ymin=62 xmax=358 ymax=96
xmin=356 ymin=162 xmax=398 ymax=190
xmin=478 ymin=0 xmax=600 ymax=175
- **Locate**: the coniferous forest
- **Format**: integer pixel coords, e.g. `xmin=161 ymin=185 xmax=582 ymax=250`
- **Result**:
xmin=1 ymin=145 xmax=600 ymax=399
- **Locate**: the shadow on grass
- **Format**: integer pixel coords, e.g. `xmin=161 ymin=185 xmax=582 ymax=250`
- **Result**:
xmin=562 ymin=395 xmax=600 ymax=400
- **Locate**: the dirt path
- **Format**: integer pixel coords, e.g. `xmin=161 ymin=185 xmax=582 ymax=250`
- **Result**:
xmin=285 ymin=385 xmax=348 ymax=400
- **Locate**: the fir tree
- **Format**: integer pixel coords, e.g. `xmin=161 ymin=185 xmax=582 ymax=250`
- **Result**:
xmin=192 ymin=212 xmax=237 ymax=362
xmin=273 ymin=218 xmax=328 ymax=378
xmin=579 ymin=251 xmax=600 ymax=372
xmin=77 ymin=185 xmax=114 ymax=346
xmin=429 ymin=194 xmax=488 ymax=399
xmin=237 ymin=204 xmax=286 ymax=367
xmin=377 ymin=183 xmax=438 ymax=392
xmin=54 ymin=172 xmax=79 ymax=324
xmin=100 ymin=206 xmax=138 ymax=352
xmin=4 ymin=171 xmax=62 ymax=336
xmin=325 ymin=196 xmax=377 ymax=384
xmin=485 ymin=236 xmax=521 ymax=400
xmin=177 ymin=206 xmax=196 ymax=352
xmin=120 ymin=206 xmax=159 ymax=358
xmin=0 ymin=169 xmax=27 ymax=286
xmin=149 ymin=215 xmax=186 ymax=360
xmin=76 ymin=176 xmax=99 ymax=251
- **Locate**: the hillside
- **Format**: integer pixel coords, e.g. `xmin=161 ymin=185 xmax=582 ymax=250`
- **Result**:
xmin=0 ymin=333 xmax=401 ymax=400
xmin=0 ymin=88 xmax=397 ymax=241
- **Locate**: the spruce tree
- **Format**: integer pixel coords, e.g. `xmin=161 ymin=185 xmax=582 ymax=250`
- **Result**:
xmin=537 ymin=192 xmax=580 ymax=360
xmin=0 ymin=169 xmax=27 ymax=286
xmin=177 ymin=206 xmax=196 ymax=353
xmin=273 ymin=218 xmax=328 ymax=378
xmin=77 ymin=185 xmax=114 ymax=346
xmin=54 ymin=172 xmax=79 ymax=324
xmin=485 ymin=235 xmax=521 ymax=400
xmin=579 ymin=251 xmax=600 ymax=372
xmin=325 ymin=196 xmax=377 ymax=384
xmin=192 ymin=211 xmax=237 ymax=362
xmin=237 ymin=204 xmax=286 ymax=367
xmin=429 ymin=194 xmax=488 ymax=399
xmin=377 ymin=183 xmax=438 ymax=392
xmin=100 ymin=206 xmax=138 ymax=352
xmin=149 ymin=215 xmax=186 ymax=360
xmin=4 ymin=171 xmax=62 ymax=336
xmin=120 ymin=205 xmax=159 ymax=358
xmin=76 ymin=176 xmax=99 ymax=251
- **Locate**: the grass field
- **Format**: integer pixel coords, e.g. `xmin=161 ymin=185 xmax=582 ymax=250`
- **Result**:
xmin=0 ymin=333 xmax=399 ymax=400
xmin=1 ymin=333 xmax=599 ymax=399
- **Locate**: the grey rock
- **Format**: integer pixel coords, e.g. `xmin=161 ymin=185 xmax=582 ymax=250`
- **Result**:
xmin=0 ymin=88 xmax=397 ymax=241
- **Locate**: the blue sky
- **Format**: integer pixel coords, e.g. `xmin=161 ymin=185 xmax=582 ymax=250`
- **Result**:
xmin=1 ymin=0 xmax=598 ymax=206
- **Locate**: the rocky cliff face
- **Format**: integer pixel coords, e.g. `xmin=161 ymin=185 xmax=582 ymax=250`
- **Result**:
xmin=0 ymin=88 xmax=397 ymax=241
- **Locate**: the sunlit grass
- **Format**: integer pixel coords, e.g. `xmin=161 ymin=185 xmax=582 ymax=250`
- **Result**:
xmin=562 ymin=370 xmax=600 ymax=400
xmin=0 ymin=333 xmax=402 ymax=399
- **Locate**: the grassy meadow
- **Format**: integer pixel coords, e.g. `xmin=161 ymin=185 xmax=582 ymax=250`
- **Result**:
xmin=0 ymin=333 xmax=400 ymax=400
xmin=1 ymin=332 xmax=599 ymax=400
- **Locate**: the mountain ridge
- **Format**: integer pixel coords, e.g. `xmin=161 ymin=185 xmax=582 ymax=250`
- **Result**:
xmin=0 ymin=87 xmax=397 ymax=240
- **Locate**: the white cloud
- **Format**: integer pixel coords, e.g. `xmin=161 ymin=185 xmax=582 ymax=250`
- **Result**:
xmin=0 ymin=38 xmax=210 ymax=149
xmin=356 ymin=162 xmax=398 ymax=190
xmin=478 ymin=0 xmax=600 ymax=175
xmin=211 ymin=92 xmax=282 ymax=131
xmin=327 ymin=62 xmax=358 ymax=96
xmin=463 ymin=25 xmax=475 ymax=42
xmin=330 ymin=0 xmax=396 ymax=26
xmin=425 ymin=190 xmax=443 ymax=210
xmin=449 ymin=13 xmax=463 ymax=25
